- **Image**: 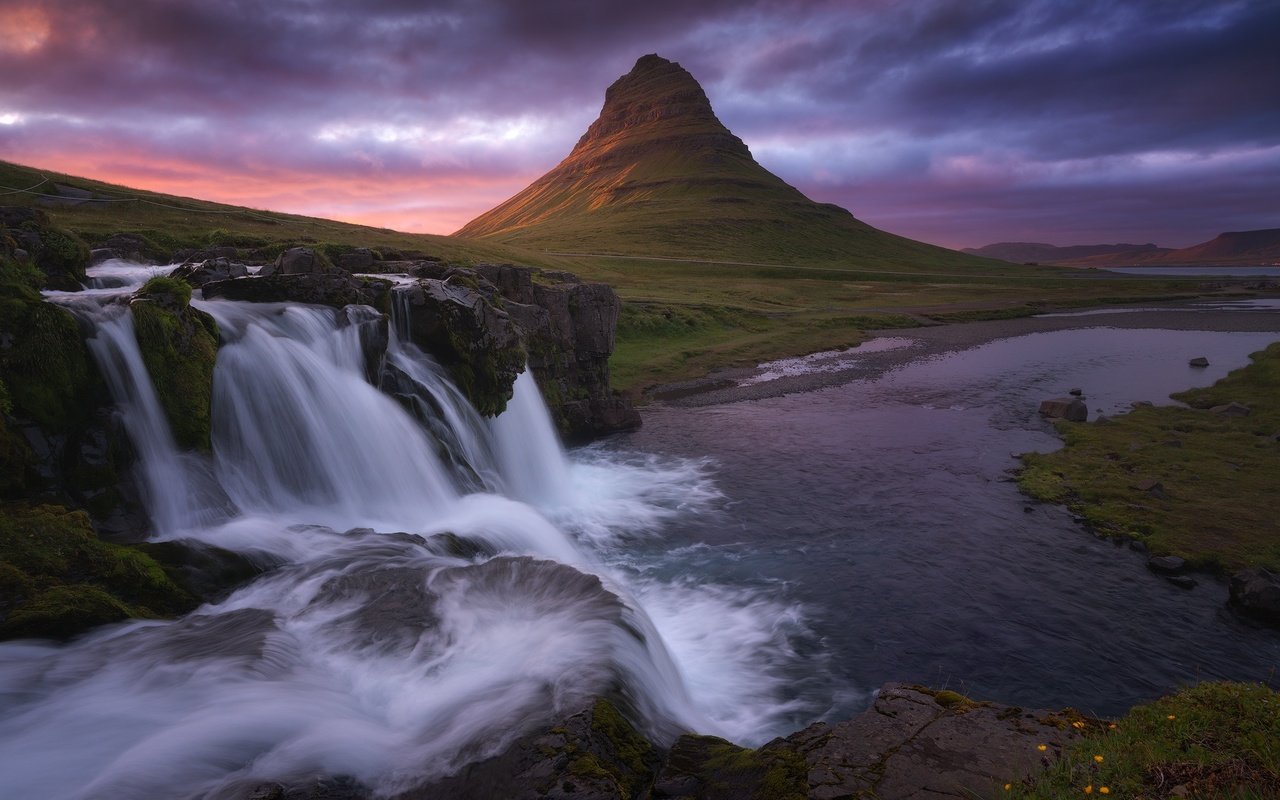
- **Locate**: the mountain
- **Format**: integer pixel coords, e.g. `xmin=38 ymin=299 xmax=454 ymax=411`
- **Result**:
xmin=456 ymin=55 xmax=997 ymax=269
xmin=1140 ymin=228 xmax=1280 ymax=265
xmin=967 ymin=229 xmax=1280 ymax=267
xmin=962 ymin=242 xmax=1167 ymax=264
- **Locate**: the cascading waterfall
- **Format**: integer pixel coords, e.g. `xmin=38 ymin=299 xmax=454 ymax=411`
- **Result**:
xmin=2 ymin=262 xmax=815 ymax=799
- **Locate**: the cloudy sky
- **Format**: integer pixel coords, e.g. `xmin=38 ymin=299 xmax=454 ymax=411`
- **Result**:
xmin=1 ymin=0 xmax=1276 ymax=249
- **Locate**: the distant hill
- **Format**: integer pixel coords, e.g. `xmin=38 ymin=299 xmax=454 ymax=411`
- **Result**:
xmin=962 ymin=242 xmax=1167 ymax=264
xmin=968 ymin=229 xmax=1280 ymax=267
xmin=457 ymin=54 xmax=1000 ymax=270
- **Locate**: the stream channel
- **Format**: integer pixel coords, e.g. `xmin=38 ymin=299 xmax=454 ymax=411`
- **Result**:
xmin=0 ymin=262 xmax=1277 ymax=798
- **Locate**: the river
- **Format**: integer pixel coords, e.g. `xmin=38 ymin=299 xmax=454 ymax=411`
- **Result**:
xmin=1 ymin=263 xmax=1277 ymax=798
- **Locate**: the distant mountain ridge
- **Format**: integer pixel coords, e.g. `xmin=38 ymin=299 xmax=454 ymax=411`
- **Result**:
xmin=962 ymin=242 xmax=1166 ymax=264
xmin=967 ymin=229 xmax=1280 ymax=267
xmin=457 ymin=54 xmax=999 ymax=269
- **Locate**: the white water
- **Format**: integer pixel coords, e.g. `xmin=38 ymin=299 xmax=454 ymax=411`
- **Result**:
xmin=4 ymin=263 xmax=812 ymax=799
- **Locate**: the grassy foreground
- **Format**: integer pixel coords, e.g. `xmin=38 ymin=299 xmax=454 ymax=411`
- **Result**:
xmin=1019 ymin=343 xmax=1280 ymax=570
xmin=1016 ymin=682 xmax=1280 ymax=799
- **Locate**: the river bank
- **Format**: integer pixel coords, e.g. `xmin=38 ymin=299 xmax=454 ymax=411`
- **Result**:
xmin=644 ymin=301 xmax=1280 ymax=406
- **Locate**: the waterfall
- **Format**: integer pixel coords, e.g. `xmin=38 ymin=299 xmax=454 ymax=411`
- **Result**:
xmin=4 ymin=263 xmax=805 ymax=799
xmin=490 ymin=368 xmax=573 ymax=506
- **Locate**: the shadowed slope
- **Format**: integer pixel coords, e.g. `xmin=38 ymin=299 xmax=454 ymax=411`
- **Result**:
xmin=457 ymin=55 xmax=998 ymax=269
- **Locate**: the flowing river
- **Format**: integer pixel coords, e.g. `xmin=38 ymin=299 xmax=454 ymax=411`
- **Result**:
xmin=1 ymin=262 xmax=1278 ymax=798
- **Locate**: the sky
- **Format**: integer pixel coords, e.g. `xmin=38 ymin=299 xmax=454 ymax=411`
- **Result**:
xmin=1 ymin=0 xmax=1277 ymax=250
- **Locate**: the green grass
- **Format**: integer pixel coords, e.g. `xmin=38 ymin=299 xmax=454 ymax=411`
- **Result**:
xmin=1018 ymin=342 xmax=1280 ymax=570
xmin=1014 ymin=682 xmax=1280 ymax=799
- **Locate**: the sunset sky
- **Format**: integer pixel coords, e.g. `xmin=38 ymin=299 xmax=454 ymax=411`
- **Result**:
xmin=1 ymin=0 xmax=1276 ymax=249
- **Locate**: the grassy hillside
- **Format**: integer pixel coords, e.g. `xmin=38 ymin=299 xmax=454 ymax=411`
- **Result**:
xmin=0 ymin=160 xmax=553 ymax=267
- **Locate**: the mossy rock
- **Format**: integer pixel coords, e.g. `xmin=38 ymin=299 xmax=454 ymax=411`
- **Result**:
xmin=0 ymin=257 xmax=101 ymax=433
xmin=131 ymin=277 xmax=219 ymax=451
xmin=0 ymin=503 xmax=195 ymax=640
xmin=658 ymin=733 xmax=808 ymax=800
xmin=0 ymin=207 xmax=90 ymax=290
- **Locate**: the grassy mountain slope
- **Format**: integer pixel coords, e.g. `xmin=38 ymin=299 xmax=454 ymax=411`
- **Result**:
xmin=0 ymin=160 xmax=553 ymax=267
xmin=457 ymin=55 xmax=1010 ymax=271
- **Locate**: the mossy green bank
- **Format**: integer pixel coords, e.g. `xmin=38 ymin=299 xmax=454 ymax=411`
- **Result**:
xmin=1019 ymin=342 xmax=1280 ymax=571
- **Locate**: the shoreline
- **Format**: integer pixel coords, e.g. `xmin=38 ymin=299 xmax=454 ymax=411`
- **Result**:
xmin=643 ymin=301 xmax=1280 ymax=407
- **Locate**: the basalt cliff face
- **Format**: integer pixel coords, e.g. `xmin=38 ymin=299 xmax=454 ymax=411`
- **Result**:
xmin=457 ymin=55 xmax=989 ymax=268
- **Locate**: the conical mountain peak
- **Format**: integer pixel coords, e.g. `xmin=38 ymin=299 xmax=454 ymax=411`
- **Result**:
xmin=456 ymin=55 xmax=987 ymax=269
xmin=570 ymin=54 xmax=743 ymax=156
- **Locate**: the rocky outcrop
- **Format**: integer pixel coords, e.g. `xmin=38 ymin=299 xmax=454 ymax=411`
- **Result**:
xmin=202 ymin=272 xmax=392 ymax=312
xmin=130 ymin=277 xmax=220 ymax=451
xmin=780 ymin=684 xmax=1083 ymax=799
xmin=359 ymin=684 xmax=1083 ymax=800
xmin=1229 ymin=567 xmax=1280 ymax=623
xmin=90 ymin=232 xmax=169 ymax=265
xmin=473 ymin=263 xmax=639 ymax=439
xmin=395 ymin=276 xmax=526 ymax=417
xmin=399 ymin=699 xmax=660 ymax=800
xmin=171 ymin=257 xmax=249 ymax=286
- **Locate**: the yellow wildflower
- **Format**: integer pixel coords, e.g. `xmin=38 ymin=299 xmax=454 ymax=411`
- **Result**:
xmin=1099 ymin=789 xmax=1110 ymax=795
xmin=1004 ymin=784 xmax=1012 ymax=791
xmin=1037 ymin=744 xmax=1048 ymax=752
xmin=1093 ymin=754 xmax=1104 ymax=763
xmin=1084 ymin=785 xmax=1093 ymax=794
xmin=1072 ymin=720 xmax=1086 ymax=729
xmin=1168 ymin=714 xmax=1176 ymax=720
xmin=1107 ymin=723 xmax=1117 ymax=730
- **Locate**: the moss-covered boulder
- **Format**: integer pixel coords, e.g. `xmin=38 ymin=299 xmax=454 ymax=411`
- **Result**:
xmin=399 ymin=698 xmax=661 ymax=799
xmin=131 ymin=276 xmax=219 ymax=451
xmin=0 ymin=503 xmax=195 ymax=640
xmin=0 ymin=251 xmax=100 ymax=434
xmin=0 ymin=206 xmax=89 ymax=290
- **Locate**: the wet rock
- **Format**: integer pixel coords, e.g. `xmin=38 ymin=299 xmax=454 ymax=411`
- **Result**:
xmin=171 ymin=257 xmax=249 ymax=287
xmin=473 ymin=263 xmax=639 ymax=439
xmin=1131 ymin=400 xmax=1154 ymax=409
xmin=1166 ymin=575 xmax=1197 ymax=589
xmin=1069 ymin=387 xmax=1083 ymax=396
xmin=782 ymin=683 xmax=1083 ymax=799
xmin=95 ymin=232 xmax=168 ymax=264
xmin=1147 ymin=555 xmax=1187 ymax=573
xmin=1038 ymin=398 xmax=1088 ymax=422
xmin=1189 ymin=356 xmax=1209 ymax=367
xmin=335 ymin=248 xmax=377 ymax=272
xmin=259 ymin=246 xmax=339 ymax=277
xmin=202 ymin=273 xmax=391 ymax=312
xmin=396 ymin=277 xmax=525 ymax=416
xmin=1210 ymin=401 xmax=1251 ymax=416
xmin=653 ymin=734 xmax=806 ymax=799
xmin=1130 ymin=539 xmax=1149 ymax=553
xmin=1229 ymin=567 xmax=1280 ymax=623
xmin=399 ymin=698 xmax=659 ymax=800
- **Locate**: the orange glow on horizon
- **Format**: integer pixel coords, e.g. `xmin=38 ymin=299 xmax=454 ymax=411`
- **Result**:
xmin=0 ymin=6 xmax=52 ymax=55
xmin=6 ymin=148 xmax=537 ymax=237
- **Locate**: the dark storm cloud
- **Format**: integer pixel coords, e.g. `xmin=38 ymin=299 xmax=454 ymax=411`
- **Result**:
xmin=0 ymin=0 xmax=1274 ymax=244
